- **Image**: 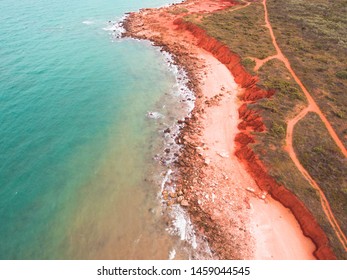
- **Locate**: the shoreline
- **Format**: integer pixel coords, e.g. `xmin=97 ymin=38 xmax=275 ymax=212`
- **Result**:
xmin=123 ymin=0 xmax=318 ymax=259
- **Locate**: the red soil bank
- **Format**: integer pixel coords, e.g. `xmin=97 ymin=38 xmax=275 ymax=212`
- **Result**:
xmin=174 ymin=18 xmax=336 ymax=260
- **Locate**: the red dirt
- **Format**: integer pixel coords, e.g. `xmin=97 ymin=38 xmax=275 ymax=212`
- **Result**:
xmin=174 ymin=17 xmax=337 ymax=260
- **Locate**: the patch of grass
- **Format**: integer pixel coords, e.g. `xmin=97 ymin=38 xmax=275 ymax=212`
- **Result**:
xmin=256 ymin=59 xmax=307 ymax=118
xmin=332 ymin=108 xmax=345 ymax=119
xmin=267 ymin=0 xmax=347 ymax=147
xmin=270 ymin=122 xmax=286 ymax=138
xmin=194 ymin=2 xmax=276 ymax=59
xmin=336 ymin=70 xmax=347 ymax=80
xmin=183 ymin=13 xmax=200 ymax=22
xmin=241 ymin=58 xmax=256 ymax=75
xmin=263 ymin=79 xmax=305 ymax=101
xmin=293 ymin=112 xmax=347 ymax=238
xmin=259 ymin=99 xmax=278 ymax=113
xmin=168 ymin=7 xmax=188 ymax=15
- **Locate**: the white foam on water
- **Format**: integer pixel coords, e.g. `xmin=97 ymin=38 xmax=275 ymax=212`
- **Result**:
xmin=104 ymin=15 xmax=128 ymax=39
xmin=82 ymin=20 xmax=94 ymax=25
xmin=168 ymin=249 xmax=176 ymax=260
xmin=147 ymin=111 xmax=164 ymax=119
xmin=169 ymin=205 xmax=197 ymax=249
xmin=162 ymin=50 xmax=195 ymax=113
xmin=154 ymin=48 xmax=195 ymax=166
xmin=160 ymin=169 xmax=172 ymax=193
xmin=102 ymin=26 xmax=115 ymax=31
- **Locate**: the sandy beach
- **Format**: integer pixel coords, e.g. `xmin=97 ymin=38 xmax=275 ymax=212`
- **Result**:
xmin=123 ymin=0 xmax=317 ymax=259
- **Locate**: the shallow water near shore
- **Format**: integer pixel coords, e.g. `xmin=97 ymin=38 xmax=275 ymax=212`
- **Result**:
xmin=0 ymin=0 xmax=193 ymax=259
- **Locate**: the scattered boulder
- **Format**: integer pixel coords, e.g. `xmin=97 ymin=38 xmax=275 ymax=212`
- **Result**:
xmin=169 ymin=192 xmax=177 ymax=198
xmin=246 ymin=187 xmax=255 ymax=193
xmin=167 ymin=200 xmax=174 ymax=206
xmin=217 ymin=151 xmax=230 ymax=158
xmin=180 ymin=199 xmax=189 ymax=207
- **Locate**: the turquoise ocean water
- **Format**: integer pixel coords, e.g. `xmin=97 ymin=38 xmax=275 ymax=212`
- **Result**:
xmin=0 ymin=0 xmax=196 ymax=259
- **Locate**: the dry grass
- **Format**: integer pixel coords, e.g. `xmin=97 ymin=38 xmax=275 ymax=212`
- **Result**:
xmin=294 ymin=112 xmax=347 ymax=236
xmin=267 ymin=0 xmax=347 ymax=147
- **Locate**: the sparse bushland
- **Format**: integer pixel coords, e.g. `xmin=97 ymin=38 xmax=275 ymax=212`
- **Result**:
xmin=196 ymin=1 xmax=276 ymax=60
xmin=267 ymin=0 xmax=347 ymax=147
xmin=188 ymin=0 xmax=347 ymax=258
xmin=294 ymin=112 xmax=347 ymax=237
xmin=168 ymin=7 xmax=189 ymax=15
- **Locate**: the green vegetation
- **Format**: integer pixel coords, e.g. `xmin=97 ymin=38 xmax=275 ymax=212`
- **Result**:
xmin=193 ymin=0 xmax=347 ymax=258
xmin=256 ymin=60 xmax=307 ymax=139
xmin=267 ymin=0 xmax=347 ymax=147
xmin=336 ymin=69 xmax=347 ymax=80
xmin=168 ymin=7 xmax=188 ymax=15
xmin=194 ymin=1 xmax=276 ymax=60
xmin=294 ymin=112 xmax=347 ymax=236
xmin=241 ymin=58 xmax=256 ymax=75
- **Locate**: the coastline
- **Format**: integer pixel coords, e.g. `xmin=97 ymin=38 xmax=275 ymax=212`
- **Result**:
xmin=122 ymin=0 xmax=318 ymax=259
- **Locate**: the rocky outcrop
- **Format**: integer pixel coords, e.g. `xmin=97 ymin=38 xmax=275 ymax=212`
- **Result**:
xmin=174 ymin=18 xmax=336 ymax=260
